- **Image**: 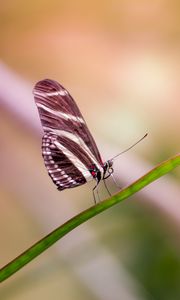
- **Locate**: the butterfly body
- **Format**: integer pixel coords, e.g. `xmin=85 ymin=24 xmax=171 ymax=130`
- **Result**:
xmin=34 ymin=79 xmax=113 ymax=200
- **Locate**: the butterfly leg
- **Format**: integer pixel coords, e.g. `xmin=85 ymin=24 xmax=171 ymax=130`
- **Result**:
xmin=103 ymin=172 xmax=112 ymax=197
xmin=92 ymin=177 xmax=101 ymax=204
xmin=92 ymin=189 xmax=96 ymax=204
xmin=103 ymin=179 xmax=111 ymax=197
xmin=93 ymin=184 xmax=100 ymax=204
xmin=111 ymin=173 xmax=121 ymax=189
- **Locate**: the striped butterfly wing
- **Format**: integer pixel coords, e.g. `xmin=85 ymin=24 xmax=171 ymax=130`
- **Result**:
xmin=33 ymin=79 xmax=103 ymax=190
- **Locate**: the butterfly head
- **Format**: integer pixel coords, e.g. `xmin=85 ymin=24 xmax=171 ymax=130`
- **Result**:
xmin=102 ymin=160 xmax=114 ymax=179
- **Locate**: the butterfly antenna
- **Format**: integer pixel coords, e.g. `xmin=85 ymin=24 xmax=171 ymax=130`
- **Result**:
xmin=110 ymin=133 xmax=148 ymax=162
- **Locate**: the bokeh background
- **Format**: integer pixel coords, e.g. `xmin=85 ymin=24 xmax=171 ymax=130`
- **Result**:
xmin=0 ymin=1 xmax=180 ymax=299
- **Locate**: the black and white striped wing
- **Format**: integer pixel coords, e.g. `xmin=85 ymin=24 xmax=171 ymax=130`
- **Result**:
xmin=40 ymin=133 xmax=88 ymax=190
xmin=33 ymin=79 xmax=103 ymax=190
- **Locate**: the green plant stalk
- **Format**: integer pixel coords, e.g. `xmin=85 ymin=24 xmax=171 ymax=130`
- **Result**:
xmin=0 ymin=153 xmax=180 ymax=282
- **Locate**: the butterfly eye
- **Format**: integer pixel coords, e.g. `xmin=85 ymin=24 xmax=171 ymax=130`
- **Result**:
xmin=108 ymin=167 xmax=114 ymax=174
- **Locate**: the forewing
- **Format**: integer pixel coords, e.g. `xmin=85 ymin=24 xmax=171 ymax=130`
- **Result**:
xmin=33 ymin=79 xmax=103 ymax=165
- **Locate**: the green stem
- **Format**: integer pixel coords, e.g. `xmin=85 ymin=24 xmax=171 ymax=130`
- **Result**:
xmin=0 ymin=153 xmax=180 ymax=282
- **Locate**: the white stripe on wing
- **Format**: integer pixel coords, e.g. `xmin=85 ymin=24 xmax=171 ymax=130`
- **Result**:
xmin=44 ymin=127 xmax=103 ymax=172
xmin=34 ymin=90 xmax=68 ymax=97
xmin=36 ymin=102 xmax=84 ymax=124
xmin=54 ymin=140 xmax=93 ymax=182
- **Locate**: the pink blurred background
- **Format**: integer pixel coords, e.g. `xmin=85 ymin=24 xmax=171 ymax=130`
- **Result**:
xmin=0 ymin=1 xmax=180 ymax=300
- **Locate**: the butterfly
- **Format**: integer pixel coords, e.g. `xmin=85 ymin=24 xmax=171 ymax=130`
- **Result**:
xmin=33 ymin=79 xmax=114 ymax=203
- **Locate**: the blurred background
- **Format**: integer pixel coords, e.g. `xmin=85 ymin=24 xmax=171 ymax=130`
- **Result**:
xmin=0 ymin=1 xmax=180 ymax=299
